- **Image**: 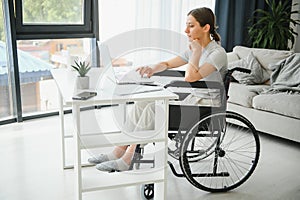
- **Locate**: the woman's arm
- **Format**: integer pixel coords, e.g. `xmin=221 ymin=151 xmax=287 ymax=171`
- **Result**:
xmin=185 ymin=62 xmax=217 ymax=82
xmin=137 ymin=56 xmax=187 ymax=77
xmin=184 ymin=40 xmax=217 ymax=82
xmin=137 ymin=42 xmax=218 ymax=80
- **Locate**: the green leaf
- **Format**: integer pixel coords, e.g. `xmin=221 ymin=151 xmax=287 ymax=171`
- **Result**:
xmin=248 ymin=0 xmax=300 ymax=50
xmin=71 ymin=60 xmax=91 ymax=77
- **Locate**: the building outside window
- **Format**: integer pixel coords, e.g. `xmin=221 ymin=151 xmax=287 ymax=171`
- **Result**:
xmin=15 ymin=38 xmax=95 ymax=117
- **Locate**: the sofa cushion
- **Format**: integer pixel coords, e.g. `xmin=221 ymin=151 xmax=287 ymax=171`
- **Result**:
xmin=228 ymin=52 xmax=270 ymax=84
xmin=228 ymin=82 xmax=270 ymax=107
xmin=253 ymin=93 xmax=300 ymax=119
xmin=232 ymin=46 xmax=294 ymax=74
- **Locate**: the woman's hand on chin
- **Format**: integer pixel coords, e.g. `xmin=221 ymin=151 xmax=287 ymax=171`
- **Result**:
xmin=189 ymin=39 xmax=203 ymax=53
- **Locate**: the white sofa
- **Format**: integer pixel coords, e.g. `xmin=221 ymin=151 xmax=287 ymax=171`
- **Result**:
xmin=226 ymin=46 xmax=300 ymax=143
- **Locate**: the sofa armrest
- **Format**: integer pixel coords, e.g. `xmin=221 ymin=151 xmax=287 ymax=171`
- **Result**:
xmin=227 ymin=52 xmax=240 ymax=63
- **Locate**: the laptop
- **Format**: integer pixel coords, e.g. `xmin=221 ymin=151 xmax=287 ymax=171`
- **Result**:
xmin=99 ymin=43 xmax=163 ymax=96
xmin=99 ymin=43 xmax=154 ymax=84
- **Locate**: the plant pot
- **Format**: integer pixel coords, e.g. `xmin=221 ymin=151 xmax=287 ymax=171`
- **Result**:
xmin=76 ymin=76 xmax=89 ymax=89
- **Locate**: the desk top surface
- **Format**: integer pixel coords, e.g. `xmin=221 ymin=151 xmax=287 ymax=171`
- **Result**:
xmin=51 ymin=68 xmax=178 ymax=105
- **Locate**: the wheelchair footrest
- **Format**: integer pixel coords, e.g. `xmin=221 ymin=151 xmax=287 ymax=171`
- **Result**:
xmin=134 ymin=160 xmax=155 ymax=164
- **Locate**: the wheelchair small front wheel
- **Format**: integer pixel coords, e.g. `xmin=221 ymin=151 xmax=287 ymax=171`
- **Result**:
xmin=179 ymin=111 xmax=260 ymax=192
xmin=140 ymin=183 xmax=154 ymax=200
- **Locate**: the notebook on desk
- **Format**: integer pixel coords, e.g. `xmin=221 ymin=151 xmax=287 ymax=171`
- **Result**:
xmin=99 ymin=43 xmax=154 ymax=84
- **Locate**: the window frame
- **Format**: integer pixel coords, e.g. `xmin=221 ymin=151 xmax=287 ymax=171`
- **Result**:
xmin=15 ymin=0 xmax=95 ymax=39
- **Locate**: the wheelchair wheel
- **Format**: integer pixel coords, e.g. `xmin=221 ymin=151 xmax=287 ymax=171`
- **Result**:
xmin=179 ymin=111 xmax=260 ymax=192
xmin=140 ymin=184 xmax=154 ymax=200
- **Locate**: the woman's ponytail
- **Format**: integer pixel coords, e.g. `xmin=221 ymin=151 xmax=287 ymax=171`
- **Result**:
xmin=210 ymin=28 xmax=221 ymax=43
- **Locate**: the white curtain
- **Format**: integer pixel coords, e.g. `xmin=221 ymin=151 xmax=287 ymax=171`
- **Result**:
xmin=135 ymin=0 xmax=215 ymax=33
xmin=99 ymin=0 xmax=215 ymax=66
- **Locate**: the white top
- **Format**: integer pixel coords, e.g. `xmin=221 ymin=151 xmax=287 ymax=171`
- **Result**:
xmin=180 ymin=40 xmax=228 ymax=82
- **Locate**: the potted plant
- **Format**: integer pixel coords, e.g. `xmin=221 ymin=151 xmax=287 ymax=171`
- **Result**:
xmin=71 ymin=60 xmax=91 ymax=89
xmin=248 ymin=0 xmax=300 ymax=50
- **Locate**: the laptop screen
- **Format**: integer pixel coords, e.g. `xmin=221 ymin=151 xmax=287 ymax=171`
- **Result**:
xmin=98 ymin=42 xmax=153 ymax=84
xmin=98 ymin=42 xmax=118 ymax=83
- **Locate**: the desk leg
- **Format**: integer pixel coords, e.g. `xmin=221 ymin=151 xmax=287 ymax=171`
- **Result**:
xmin=154 ymin=99 xmax=169 ymax=200
xmin=58 ymin=90 xmax=67 ymax=170
xmin=73 ymin=104 xmax=82 ymax=200
xmin=116 ymin=103 xmax=126 ymax=127
xmin=163 ymin=99 xmax=169 ymax=200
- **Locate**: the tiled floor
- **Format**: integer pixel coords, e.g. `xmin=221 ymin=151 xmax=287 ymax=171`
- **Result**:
xmin=0 ymin=107 xmax=300 ymax=200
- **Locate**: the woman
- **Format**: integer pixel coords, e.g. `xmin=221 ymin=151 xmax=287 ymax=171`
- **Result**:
xmin=89 ymin=7 xmax=228 ymax=172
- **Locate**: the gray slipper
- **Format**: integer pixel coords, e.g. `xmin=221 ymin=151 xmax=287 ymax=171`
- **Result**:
xmin=88 ymin=152 xmax=118 ymax=164
xmin=87 ymin=154 xmax=109 ymax=164
xmin=96 ymin=159 xmax=130 ymax=172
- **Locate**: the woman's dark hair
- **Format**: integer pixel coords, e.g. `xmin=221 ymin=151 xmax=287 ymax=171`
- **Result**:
xmin=188 ymin=7 xmax=221 ymax=42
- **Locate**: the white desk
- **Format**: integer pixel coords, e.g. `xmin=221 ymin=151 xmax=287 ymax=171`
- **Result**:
xmin=51 ymin=68 xmax=177 ymax=200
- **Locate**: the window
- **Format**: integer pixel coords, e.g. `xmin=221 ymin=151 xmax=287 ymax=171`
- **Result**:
xmin=21 ymin=0 xmax=84 ymax=25
xmin=0 ymin=0 xmax=98 ymax=124
xmin=15 ymin=0 xmax=95 ymax=39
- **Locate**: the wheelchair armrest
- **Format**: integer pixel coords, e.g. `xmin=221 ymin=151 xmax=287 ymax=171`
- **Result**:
xmin=229 ymin=67 xmax=251 ymax=74
xmin=154 ymin=70 xmax=185 ymax=77
xmin=165 ymin=80 xmax=226 ymax=103
xmin=164 ymin=80 xmax=223 ymax=90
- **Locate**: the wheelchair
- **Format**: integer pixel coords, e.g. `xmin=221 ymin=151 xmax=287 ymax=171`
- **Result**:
xmin=129 ymin=68 xmax=260 ymax=199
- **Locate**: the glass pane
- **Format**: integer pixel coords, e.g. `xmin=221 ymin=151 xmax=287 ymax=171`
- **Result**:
xmin=17 ymin=38 xmax=95 ymax=115
xmin=22 ymin=0 xmax=84 ymax=25
xmin=0 ymin=3 xmax=14 ymax=121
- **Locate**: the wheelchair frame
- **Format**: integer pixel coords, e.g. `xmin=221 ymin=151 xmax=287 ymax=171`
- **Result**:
xmin=130 ymin=68 xmax=260 ymax=199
